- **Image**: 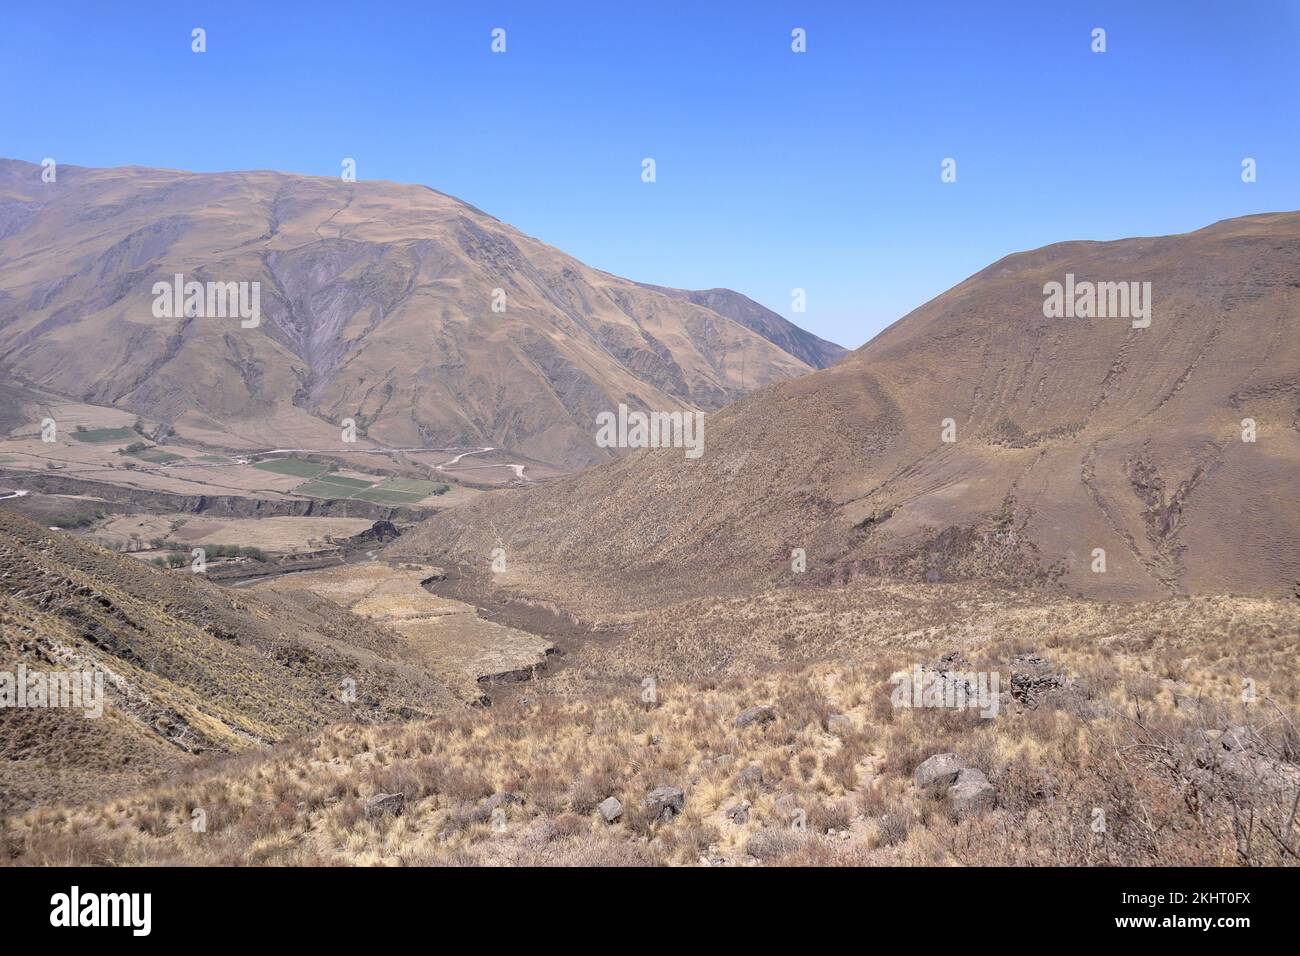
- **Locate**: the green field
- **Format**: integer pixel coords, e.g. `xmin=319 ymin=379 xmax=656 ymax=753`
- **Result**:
xmin=374 ymin=478 xmax=448 ymax=495
xmin=353 ymin=479 xmax=449 ymax=503
xmin=71 ymin=427 xmax=135 ymax=444
xmin=252 ymin=457 xmax=327 ymax=478
xmin=313 ymin=473 xmax=374 ymax=489
xmin=291 ymin=474 xmax=448 ymax=503
xmin=130 ymin=448 xmax=183 ymax=464
xmin=291 ymin=479 xmax=354 ymax=498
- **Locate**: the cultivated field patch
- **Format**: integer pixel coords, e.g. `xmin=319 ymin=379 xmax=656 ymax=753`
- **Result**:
xmin=71 ymin=426 xmax=134 ymax=444
xmin=253 ymin=457 xmax=327 ymax=478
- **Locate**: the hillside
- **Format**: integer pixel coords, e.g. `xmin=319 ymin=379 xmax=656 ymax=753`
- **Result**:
xmin=0 ymin=159 xmax=830 ymax=469
xmin=390 ymin=212 xmax=1300 ymax=604
xmin=0 ymin=510 xmax=460 ymax=815
xmin=638 ymin=284 xmax=847 ymax=370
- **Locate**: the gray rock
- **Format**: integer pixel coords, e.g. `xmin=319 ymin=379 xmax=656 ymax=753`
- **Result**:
xmin=470 ymin=790 xmax=523 ymax=823
xmin=913 ymin=752 xmax=967 ymax=789
xmin=724 ymin=800 xmax=751 ymax=824
xmin=948 ymin=768 xmax=997 ymax=817
xmin=645 ymin=786 xmax=685 ymax=819
xmin=365 ymin=792 xmax=405 ymax=819
xmin=1219 ymin=725 xmax=1262 ymax=752
xmin=484 ymin=790 xmax=522 ymax=810
xmin=735 ymin=763 xmax=765 ymax=788
xmin=1194 ymin=727 xmax=1300 ymax=794
xmin=736 ymin=705 xmax=776 ymax=728
xmin=597 ymin=796 xmax=623 ymax=823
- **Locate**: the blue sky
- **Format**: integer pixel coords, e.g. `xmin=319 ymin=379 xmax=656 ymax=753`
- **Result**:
xmin=3 ymin=1 xmax=1299 ymax=349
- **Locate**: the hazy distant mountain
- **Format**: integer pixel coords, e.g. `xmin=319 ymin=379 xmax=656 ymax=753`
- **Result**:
xmin=0 ymin=160 xmax=832 ymax=468
xmin=638 ymin=284 xmax=847 ymax=370
xmin=394 ymin=212 xmax=1300 ymax=602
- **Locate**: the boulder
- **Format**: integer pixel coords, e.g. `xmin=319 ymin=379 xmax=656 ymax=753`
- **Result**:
xmin=471 ymin=790 xmax=523 ymax=823
xmin=735 ymin=763 xmax=765 ymax=788
xmin=736 ymin=705 xmax=776 ymax=728
xmin=597 ymin=796 xmax=623 ymax=823
xmin=948 ymin=768 xmax=997 ymax=817
xmin=913 ymin=753 xmax=966 ymax=789
xmin=724 ymin=801 xmax=751 ymax=824
xmin=645 ymin=786 xmax=685 ymax=819
xmin=365 ymin=792 xmax=405 ymax=819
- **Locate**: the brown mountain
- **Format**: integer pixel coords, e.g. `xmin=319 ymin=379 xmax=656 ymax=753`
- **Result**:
xmin=392 ymin=211 xmax=1300 ymax=604
xmin=0 ymin=159 xmax=830 ymax=469
xmin=637 ymin=284 xmax=847 ymax=370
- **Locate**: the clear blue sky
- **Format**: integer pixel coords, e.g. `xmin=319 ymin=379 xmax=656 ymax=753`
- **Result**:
xmin=3 ymin=1 xmax=1299 ymax=349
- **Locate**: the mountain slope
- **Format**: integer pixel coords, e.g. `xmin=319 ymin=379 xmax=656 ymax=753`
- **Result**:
xmin=0 ymin=160 xmax=830 ymax=469
xmin=639 ymin=284 xmax=847 ymax=369
xmin=391 ymin=212 xmax=1300 ymax=603
xmin=0 ymin=509 xmax=459 ymax=814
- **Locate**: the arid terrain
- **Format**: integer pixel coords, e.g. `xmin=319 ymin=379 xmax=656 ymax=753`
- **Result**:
xmin=394 ymin=211 xmax=1300 ymax=606
xmin=0 ymin=159 xmax=840 ymax=471
xmin=1 ymin=195 xmax=1297 ymax=868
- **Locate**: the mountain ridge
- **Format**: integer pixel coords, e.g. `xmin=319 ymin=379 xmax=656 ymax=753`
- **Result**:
xmin=0 ymin=159 xmax=840 ymax=469
xmin=390 ymin=209 xmax=1300 ymax=604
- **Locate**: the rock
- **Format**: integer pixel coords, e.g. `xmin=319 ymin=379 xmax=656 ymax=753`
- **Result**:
xmin=948 ymin=768 xmax=997 ymax=817
xmin=365 ymin=792 xmax=405 ymax=819
xmin=724 ymin=801 xmax=751 ymax=824
xmin=735 ymin=763 xmax=765 ymax=789
xmin=1009 ymin=657 xmax=1075 ymax=710
xmin=1030 ymin=767 xmax=1060 ymax=800
xmin=736 ymin=705 xmax=776 ymax=728
xmin=645 ymin=786 xmax=685 ymax=819
xmin=935 ymin=650 xmax=971 ymax=670
xmin=1219 ymin=725 xmax=1262 ymax=752
xmin=344 ymin=520 xmax=402 ymax=548
xmin=1193 ymin=726 xmax=1300 ymax=795
xmin=597 ymin=796 xmax=623 ymax=823
xmin=470 ymin=790 xmax=523 ymax=823
xmin=484 ymin=791 xmax=522 ymax=811
xmin=913 ymin=753 xmax=967 ymax=789
xmin=827 ymin=714 xmax=854 ymax=735
xmin=1009 ymin=652 xmax=1052 ymax=672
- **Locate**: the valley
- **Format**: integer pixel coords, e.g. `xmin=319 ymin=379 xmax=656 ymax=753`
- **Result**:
xmin=0 ymin=164 xmax=1295 ymax=870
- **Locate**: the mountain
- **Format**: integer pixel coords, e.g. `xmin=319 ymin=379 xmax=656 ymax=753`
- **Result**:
xmin=390 ymin=212 xmax=1300 ymax=604
xmin=0 ymin=159 xmax=833 ymax=469
xmin=638 ymin=284 xmax=847 ymax=369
